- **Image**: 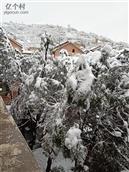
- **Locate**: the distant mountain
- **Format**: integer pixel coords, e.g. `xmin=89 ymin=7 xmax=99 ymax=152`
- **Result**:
xmin=3 ymin=22 xmax=128 ymax=50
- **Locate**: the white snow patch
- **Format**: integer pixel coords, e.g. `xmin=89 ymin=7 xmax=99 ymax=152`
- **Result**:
xmin=56 ymin=118 xmax=62 ymax=126
xmin=66 ymin=56 xmax=94 ymax=102
xmin=45 ymin=64 xmax=53 ymax=72
xmin=114 ymin=131 xmax=121 ymax=137
xmin=52 ymin=79 xmax=60 ymax=86
xmin=85 ymin=50 xmax=101 ymax=65
xmin=25 ymin=75 xmax=34 ymax=86
xmin=101 ymin=44 xmax=112 ymax=54
xmin=65 ymin=125 xmax=82 ymax=149
xmin=33 ymin=148 xmax=74 ymax=172
xmin=67 ymin=73 xmax=77 ymax=91
xmin=6 ymin=105 xmax=11 ymax=112
xmin=124 ymin=90 xmax=129 ymax=97
xmin=108 ymin=56 xmax=121 ymax=68
xmin=35 ymin=77 xmax=42 ymax=88
xmin=29 ymin=91 xmax=38 ymax=101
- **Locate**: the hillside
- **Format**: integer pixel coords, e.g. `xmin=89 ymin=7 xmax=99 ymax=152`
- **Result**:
xmin=3 ymin=22 xmax=128 ymax=50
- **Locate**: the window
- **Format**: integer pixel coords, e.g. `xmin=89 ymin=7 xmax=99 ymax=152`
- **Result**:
xmin=72 ymin=49 xmax=75 ymax=53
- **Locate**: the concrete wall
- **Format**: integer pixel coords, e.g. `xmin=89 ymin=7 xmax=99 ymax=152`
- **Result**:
xmin=0 ymin=97 xmax=42 ymax=172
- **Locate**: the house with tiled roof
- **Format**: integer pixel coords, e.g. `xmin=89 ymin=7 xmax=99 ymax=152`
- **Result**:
xmin=9 ymin=37 xmax=23 ymax=53
xmin=52 ymin=41 xmax=84 ymax=57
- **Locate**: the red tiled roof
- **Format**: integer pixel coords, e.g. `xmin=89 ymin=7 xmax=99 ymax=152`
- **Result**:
xmin=52 ymin=41 xmax=84 ymax=53
xmin=9 ymin=37 xmax=23 ymax=48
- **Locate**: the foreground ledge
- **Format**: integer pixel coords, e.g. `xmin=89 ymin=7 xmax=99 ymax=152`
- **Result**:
xmin=0 ymin=96 xmax=42 ymax=172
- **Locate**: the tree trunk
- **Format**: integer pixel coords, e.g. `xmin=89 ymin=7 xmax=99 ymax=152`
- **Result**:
xmin=46 ymin=156 xmax=52 ymax=172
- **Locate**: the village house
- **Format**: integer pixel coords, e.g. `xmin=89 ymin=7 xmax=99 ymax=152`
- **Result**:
xmin=27 ymin=46 xmax=40 ymax=53
xmin=22 ymin=46 xmax=40 ymax=55
xmin=9 ymin=37 xmax=37 ymax=55
xmin=22 ymin=50 xmax=33 ymax=55
xmin=83 ymin=45 xmax=102 ymax=54
xmin=52 ymin=41 xmax=84 ymax=57
xmin=9 ymin=37 xmax=23 ymax=53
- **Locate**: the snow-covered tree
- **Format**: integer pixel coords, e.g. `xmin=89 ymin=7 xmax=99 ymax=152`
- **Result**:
xmin=5 ymin=21 xmax=129 ymax=172
xmin=10 ymin=53 xmax=68 ymax=171
xmin=53 ymin=46 xmax=129 ymax=172
xmin=82 ymin=65 xmax=129 ymax=172
xmin=0 ymin=27 xmax=16 ymax=84
xmin=40 ymin=32 xmax=53 ymax=61
xmin=0 ymin=27 xmax=21 ymax=100
xmin=63 ymin=46 xmax=129 ymax=172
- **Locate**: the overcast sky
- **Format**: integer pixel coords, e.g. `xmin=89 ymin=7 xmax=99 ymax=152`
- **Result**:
xmin=1 ymin=0 xmax=128 ymax=42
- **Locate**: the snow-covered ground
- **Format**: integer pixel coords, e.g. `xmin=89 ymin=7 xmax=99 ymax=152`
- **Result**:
xmin=33 ymin=148 xmax=74 ymax=172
